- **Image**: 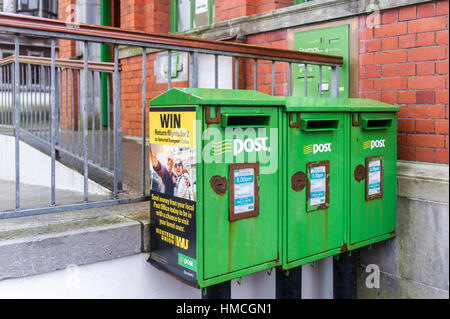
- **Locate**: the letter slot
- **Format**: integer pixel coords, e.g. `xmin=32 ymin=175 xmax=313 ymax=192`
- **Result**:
xmin=301 ymin=119 xmax=340 ymax=132
xmin=221 ymin=114 xmax=270 ymax=128
xmin=361 ymin=118 xmax=392 ymax=130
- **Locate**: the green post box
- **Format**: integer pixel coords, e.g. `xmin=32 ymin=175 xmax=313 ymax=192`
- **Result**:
xmin=147 ymin=88 xmax=285 ymax=288
xmin=282 ymin=98 xmax=349 ymax=269
xmin=281 ymin=97 xmax=400 ymax=269
xmin=347 ymin=101 xmax=400 ymax=251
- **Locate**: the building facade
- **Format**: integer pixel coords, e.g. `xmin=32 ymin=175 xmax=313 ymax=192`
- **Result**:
xmin=54 ymin=0 xmax=449 ymax=299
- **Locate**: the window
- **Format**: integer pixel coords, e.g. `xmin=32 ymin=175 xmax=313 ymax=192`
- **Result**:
xmin=171 ymin=0 xmax=214 ymax=33
xmin=16 ymin=0 xmax=58 ymax=19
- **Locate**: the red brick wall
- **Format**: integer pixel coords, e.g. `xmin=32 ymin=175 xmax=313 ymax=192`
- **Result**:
xmin=246 ymin=30 xmax=289 ymax=96
xmin=359 ymin=1 xmax=449 ymax=163
xmin=120 ymin=54 xmax=188 ymax=136
xmin=121 ymin=0 xmax=145 ymax=31
xmin=143 ymin=0 xmax=171 ymax=34
xmin=116 ymin=0 xmax=449 ymax=165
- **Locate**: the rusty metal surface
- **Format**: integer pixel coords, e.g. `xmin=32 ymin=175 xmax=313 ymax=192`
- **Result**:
xmin=205 ymin=107 xmax=221 ymax=124
xmin=0 ymin=13 xmax=343 ymax=65
xmin=291 ymin=171 xmax=306 ymax=192
xmin=209 ymin=176 xmax=228 ymax=196
xmin=354 ymin=164 xmax=365 ymax=182
xmin=289 ymin=112 xmax=301 ymax=128
xmin=352 ymin=113 xmax=361 ymax=127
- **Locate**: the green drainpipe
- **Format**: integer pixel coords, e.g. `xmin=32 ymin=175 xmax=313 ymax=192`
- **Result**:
xmin=100 ymin=0 xmax=111 ymax=126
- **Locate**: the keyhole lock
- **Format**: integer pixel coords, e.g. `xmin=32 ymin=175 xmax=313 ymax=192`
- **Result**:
xmin=291 ymin=171 xmax=307 ymax=192
xmin=210 ymin=176 xmax=228 ymax=195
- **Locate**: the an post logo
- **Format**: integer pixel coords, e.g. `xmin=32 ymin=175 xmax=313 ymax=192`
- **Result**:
xmin=363 ymin=139 xmax=386 ymax=150
xmin=210 ymin=137 xmax=270 ymax=156
xmin=210 ymin=139 xmax=233 ymax=156
xmin=303 ymin=143 xmax=332 ymax=155
xmin=234 ymin=137 xmax=269 ymax=156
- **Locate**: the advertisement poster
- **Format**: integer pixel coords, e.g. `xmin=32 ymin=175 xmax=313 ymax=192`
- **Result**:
xmin=147 ymin=108 xmax=197 ymax=286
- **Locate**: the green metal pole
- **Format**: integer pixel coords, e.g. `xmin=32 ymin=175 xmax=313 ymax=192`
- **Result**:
xmin=100 ymin=0 xmax=111 ymax=126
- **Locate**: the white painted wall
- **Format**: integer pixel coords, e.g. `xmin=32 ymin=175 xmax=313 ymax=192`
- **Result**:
xmin=0 ymin=253 xmax=333 ymax=299
xmin=0 ymin=253 xmax=278 ymax=299
xmin=198 ymin=54 xmax=233 ymax=89
xmin=0 ymin=134 xmax=109 ymax=195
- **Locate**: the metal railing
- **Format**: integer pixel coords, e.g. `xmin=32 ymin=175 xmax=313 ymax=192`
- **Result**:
xmin=0 ymin=55 xmax=117 ymax=174
xmin=0 ymin=12 xmax=343 ymax=219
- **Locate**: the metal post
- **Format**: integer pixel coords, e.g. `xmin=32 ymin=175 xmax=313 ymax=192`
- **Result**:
xmin=71 ymin=69 xmax=75 ymax=153
xmin=333 ymin=253 xmax=356 ymax=299
xmin=98 ymin=72 xmax=103 ymax=165
xmin=65 ymin=68 xmax=69 ymax=150
xmin=304 ymin=64 xmax=308 ymax=97
xmin=14 ymin=35 xmax=20 ymax=210
xmin=50 ymin=39 xmax=57 ymax=206
xmin=253 ymin=59 xmax=257 ymax=90
xmin=201 ymin=281 xmax=231 ymax=299
xmin=83 ymin=41 xmax=89 ymax=202
xmin=271 ymin=61 xmax=275 ymax=96
xmin=189 ymin=51 xmax=198 ymax=88
xmin=288 ymin=63 xmax=292 ymax=96
xmin=113 ymin=44 xmax=122 ymax=197
xmin=214 ymin=54 xmax=218 ymax=89
xmin=167 ymin=49 xmax=172 ymax=90
xmin=319 ymin=65 xmax=323 ymax=97
xmin=141 ymin=47 xmax=147 ymax=196
xmin=331 ymin=66 xmax=339 ymax=98
xmin=275 ymin=267 xmax=302 ymax=299
xmin=234 ymin=57 xmax=239 ymax=89
xmin=91 ymin=71 xmax=95 ymax=162
xmin=107 ymin=72 xmax=111 ymax=170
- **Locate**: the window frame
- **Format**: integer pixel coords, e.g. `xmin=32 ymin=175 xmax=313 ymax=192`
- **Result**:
xmin=16 ymin=0 xmax=58 ymax=19
xmin=171 ymin=0 xmax=214 ymax=33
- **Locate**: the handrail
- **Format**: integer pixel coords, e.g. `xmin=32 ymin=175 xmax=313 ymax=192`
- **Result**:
xmin=0 ymin=55 xmax=119 ymax=72
xmin=0 ymin=13 xmax=343 ymax=66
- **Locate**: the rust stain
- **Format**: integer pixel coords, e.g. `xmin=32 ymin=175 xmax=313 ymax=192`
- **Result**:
xmin=340 ymin=243 xmax=348 ymax=252
xmin=210 ymin=175 xmax=227 ymax=195
xmin=354 ymin=164 xmax=365 ymax=182
xmin=291 ymin=171 xmax=306 ymax=192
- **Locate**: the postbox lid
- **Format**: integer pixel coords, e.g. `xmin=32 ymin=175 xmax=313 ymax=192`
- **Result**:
xmin=149 ymin=88 xmax=286 ymax=107
xmin=284 ymin=97 xmax=401 ymax=112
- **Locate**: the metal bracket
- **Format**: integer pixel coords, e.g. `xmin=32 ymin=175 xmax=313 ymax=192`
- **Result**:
xmin=352 ymin=113 xmax=361 ymax=127
xmin=205 ymin=106 xmax=221 ymax=124
xmin=289 ymin=112 xmax=301 ymax=128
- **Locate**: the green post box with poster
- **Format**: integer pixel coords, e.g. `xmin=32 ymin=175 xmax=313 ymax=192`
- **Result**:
xmin=281 ymin=97 xmax=400 ymax=270
xmin=147 ymin=88 xmax=285 ymax=288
